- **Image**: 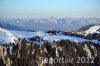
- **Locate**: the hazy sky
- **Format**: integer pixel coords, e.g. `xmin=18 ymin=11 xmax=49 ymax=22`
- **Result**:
xmin=0 ymin=0 xmax=100 ymax=18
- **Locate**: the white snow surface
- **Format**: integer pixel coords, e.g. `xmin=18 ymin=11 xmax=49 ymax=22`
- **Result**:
xmin=43 ymin=35 xmax=100 ymax=44
xmin=84 ymin=25 xmax=100 ymax=34
xmin=0 ymin=27 xmax=100 ymax=45
xmin=0 ymin=28 xmax=46 ymax=44
xmin=0 ymin=28 xmax=17 ymax=43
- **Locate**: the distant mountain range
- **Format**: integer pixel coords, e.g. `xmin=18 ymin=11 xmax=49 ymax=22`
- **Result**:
xmin=0 ymin=22 xmax=25 ymax=31
xmin=0 ymin=17 xmax=100 ymax=31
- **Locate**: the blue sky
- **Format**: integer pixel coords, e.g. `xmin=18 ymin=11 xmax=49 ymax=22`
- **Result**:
xmin=0 ymin=0 xmax=100 ymax=18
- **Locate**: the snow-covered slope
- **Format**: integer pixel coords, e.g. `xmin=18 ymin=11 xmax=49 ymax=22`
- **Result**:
xmin=0 ymin=28 xmax=47 ymax=44
xmin=78 ymin=24 xmax=100 ymax=34
xmin=43 ymin=35 xmax=100 ymax=44
xmin=0 ymin=27 xmax=100 ymax=45
xmin=0 ymin=28 xmax=32 ymax=43
xmin=84 ymin=25 xmax=100 ymax=34
xmin=0 ymin=28 xmax=17 ymax=43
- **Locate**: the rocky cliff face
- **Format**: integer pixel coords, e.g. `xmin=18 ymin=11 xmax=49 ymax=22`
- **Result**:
xmin=0 ymin=39 xmax=100 ymax=66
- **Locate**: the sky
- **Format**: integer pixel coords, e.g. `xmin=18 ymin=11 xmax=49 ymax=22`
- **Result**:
xmin=0 ymin=0 xmax=100 ymax=18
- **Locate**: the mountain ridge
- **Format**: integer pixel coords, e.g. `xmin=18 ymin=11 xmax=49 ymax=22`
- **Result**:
xmin=0 ymin=17 xmax=100 ymax=31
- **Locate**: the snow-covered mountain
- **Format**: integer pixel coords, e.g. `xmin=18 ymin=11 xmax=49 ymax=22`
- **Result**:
xmin=0 ymin=27 xmax=100 ymax=45
xmin=78 ymin=24 xmax=100 ymax=34
xmin=0 ymin=16 xmax=100 ymax=44
xmin=0 ymin=17 xmax=100 ymax=31
xmin=0 ymin=24 xmax=100 ymax=66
